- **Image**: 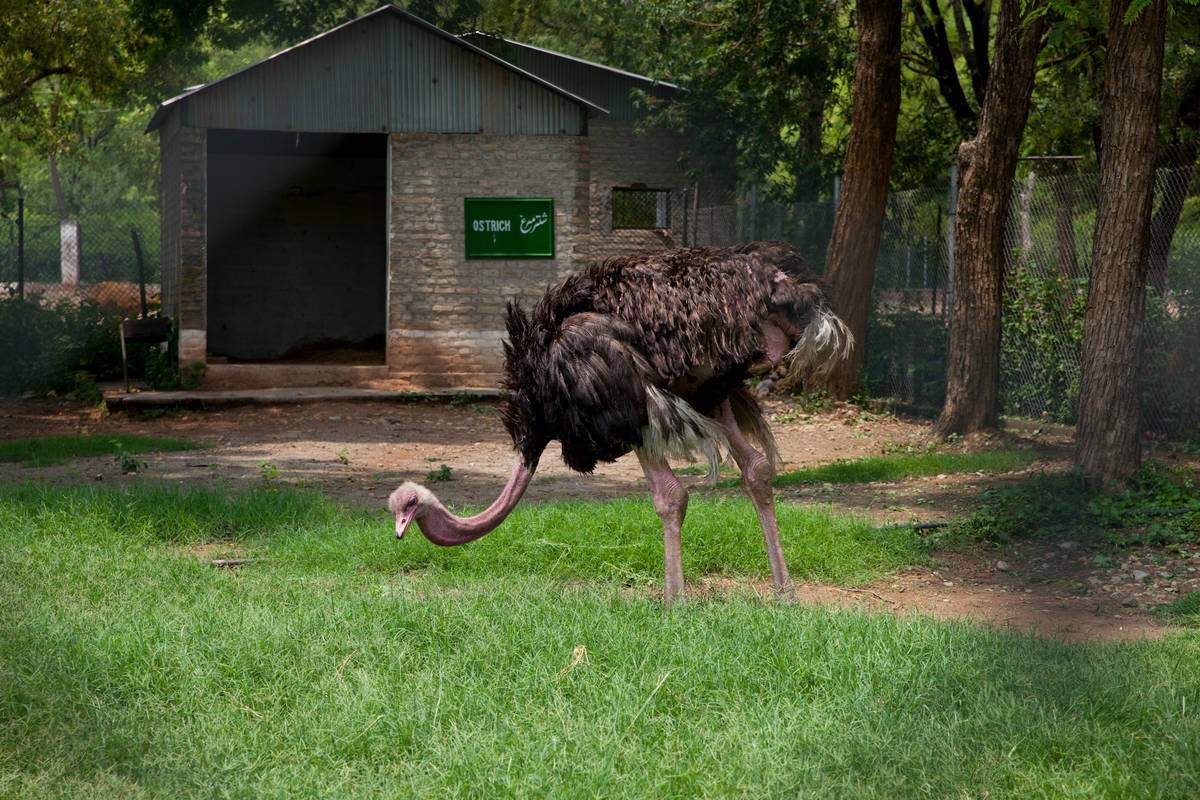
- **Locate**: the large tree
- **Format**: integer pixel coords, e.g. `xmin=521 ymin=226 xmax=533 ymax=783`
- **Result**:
xmin=821 ymin=0 xmax=902 ymax=398
xmin=1075 ymin=0 xmax=1169 ymax=484
xmin=933 ymin=0 xmax=1046 ymax=436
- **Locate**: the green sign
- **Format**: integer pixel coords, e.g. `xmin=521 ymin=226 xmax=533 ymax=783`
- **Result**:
xmin=464 ymin=197 xmax=555 ymax=259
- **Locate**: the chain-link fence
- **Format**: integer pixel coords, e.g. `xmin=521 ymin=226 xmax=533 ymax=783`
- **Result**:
xmin=633 ymin=167 xmax=1200 ymax=442
xmin=0 ymin=205 xmax=161 ymax=315
xmin=7 ymin=169 xmax=1198 ymax=442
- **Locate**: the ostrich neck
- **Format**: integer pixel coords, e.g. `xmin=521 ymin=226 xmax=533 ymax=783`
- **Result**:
xmin=418 ymin=455 xmax=534 ymax=546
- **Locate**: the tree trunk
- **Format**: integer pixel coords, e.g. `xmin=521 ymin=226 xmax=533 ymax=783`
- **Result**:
xmin=1075 ymin=0 xmax=1168 ymax=485
xmin=933 ymin=0 xmax=1045 ymax=437
xmin=820 ymin=0 xmax=902 ymax=399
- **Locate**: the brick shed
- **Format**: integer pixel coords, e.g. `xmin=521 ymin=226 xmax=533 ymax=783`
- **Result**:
xmin=148 ymin=4 xmax=700 ymax=391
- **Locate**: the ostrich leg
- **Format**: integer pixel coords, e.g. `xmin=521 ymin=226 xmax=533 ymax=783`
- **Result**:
xmin=715 ymin=400 xmax=794 ymax=599
xmin=637 ymin=450 xmax=689 ymax=606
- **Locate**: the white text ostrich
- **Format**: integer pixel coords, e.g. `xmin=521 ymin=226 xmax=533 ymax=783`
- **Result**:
xmin=389 ymin=241 xmax=852 ymax=605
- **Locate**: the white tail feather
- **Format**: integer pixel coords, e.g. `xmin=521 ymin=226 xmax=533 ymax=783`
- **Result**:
xmin=786 ymin=307 xmax=854 ymax=380
xmin=639 ymin=386 xmax=729 ymax=483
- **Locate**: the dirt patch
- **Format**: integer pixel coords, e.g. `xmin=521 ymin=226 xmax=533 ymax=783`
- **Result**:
xmin=2 ymin=393 xmax=1195 ymax=642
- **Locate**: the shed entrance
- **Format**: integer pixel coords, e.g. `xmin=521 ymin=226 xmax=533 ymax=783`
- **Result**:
xmin=206 ymin=130 xmax=387 ymax=365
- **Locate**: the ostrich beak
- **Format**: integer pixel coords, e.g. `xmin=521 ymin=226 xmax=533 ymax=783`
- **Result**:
xmin=395 ymin=510 xmax=416 ymax=540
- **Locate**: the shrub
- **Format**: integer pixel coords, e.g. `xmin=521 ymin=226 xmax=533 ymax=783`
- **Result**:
xmin=0 ymin=292 xmax=126 ymax=395
xmin=864 ymin=306 xmax=948 ymax=413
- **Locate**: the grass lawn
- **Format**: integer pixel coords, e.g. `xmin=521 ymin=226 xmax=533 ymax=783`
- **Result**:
xmin=0 ymin=434 xmax=203 ymax=467
xmin=1 ymin=481 xmax=1198 ymax=798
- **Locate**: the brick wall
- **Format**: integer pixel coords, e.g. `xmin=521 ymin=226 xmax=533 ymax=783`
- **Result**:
xmin=176 ymin=126 xmax=207 ymax=365
xmin=587 ymin=119 xmax=691 ymax=259
xmin=387 ymin=133 xmax=589 ymax=389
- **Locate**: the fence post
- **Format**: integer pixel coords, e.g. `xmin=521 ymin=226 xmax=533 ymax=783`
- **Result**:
xmin=16 ymin=192 xmax=24 ymax=302
xmin=131 ymin=228 xmax=147 ymax=319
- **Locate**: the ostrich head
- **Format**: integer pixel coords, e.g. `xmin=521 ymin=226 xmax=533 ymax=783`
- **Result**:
xmin=388 ymin=481 xmax=436 ymax=539
xmin=388 ymin=301 xmax=550 ymax=549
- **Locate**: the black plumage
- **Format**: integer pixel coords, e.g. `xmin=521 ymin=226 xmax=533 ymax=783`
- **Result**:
xmin=390 ymin=240 xmax=852 ymax=605
xmin=501 ymin=241 xmax=845 ymax=474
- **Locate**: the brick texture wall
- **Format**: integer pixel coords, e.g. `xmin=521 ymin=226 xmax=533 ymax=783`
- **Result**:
xmin=175 ymin=126 xmax=207 ymax=365
xmin=587 ymin=119 xmax=691 ymax=259
xmin=387 ymin=133 xmax=590 ymax=389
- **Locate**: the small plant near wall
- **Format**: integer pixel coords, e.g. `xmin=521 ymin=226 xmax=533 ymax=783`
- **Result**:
xmin=112 ymin=440 xmax=148 ymax=474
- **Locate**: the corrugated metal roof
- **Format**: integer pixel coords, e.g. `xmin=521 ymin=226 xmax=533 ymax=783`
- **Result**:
xmin=146 ymin=5 xmax=606 ymax=135
xmin=460 ymin=33 xmax=683 ymax=122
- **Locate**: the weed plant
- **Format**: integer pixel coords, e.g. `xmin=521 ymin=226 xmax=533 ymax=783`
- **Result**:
xmin=947 ymin=461 xmax=1200 ymax=550
xmin=1 ymin=483 xmax=1198 ymax=798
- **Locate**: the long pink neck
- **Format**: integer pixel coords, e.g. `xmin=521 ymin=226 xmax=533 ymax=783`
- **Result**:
xmin=417 ymin=456 xmax=534 ymax=545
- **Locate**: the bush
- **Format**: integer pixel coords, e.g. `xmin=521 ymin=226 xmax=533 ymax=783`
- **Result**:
xmin=0 ymin=292 xmax=127 ymax=395
xmin=864 ymin=307 xmax=948 ymax=413
xmin=1000 ymin=269 xmax=1086 ymax=424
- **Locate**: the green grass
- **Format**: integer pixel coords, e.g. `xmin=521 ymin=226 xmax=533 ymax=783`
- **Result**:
xmin=2 ymin=483 xmax=1199 ymax=799
xmin=0 ymin=434 xmax=203 ymax=466
xmin=1151 ymin=592 xmax=1200 ymax=628
xmin=759 ymin=447 xmax=1038 ymax=489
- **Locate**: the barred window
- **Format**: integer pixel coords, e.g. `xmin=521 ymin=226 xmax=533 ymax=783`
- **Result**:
xmin=611 ymin=187 xmax=670 ymax=230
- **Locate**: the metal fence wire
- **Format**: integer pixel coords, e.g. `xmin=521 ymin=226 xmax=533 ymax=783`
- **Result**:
xmin=4 ymin=169 xmax=1197 ymax=442
xmin=670 ymin=167 xmax=1199 ymax=442
xmin=1 ymin=209 xmax=161 ymax=316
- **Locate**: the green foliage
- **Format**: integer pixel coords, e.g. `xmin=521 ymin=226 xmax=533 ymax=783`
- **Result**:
xmin=634 ymin=0 xmax=850 ymax=197
xmin=950 ymin=461 xmax=1200 ymax=549
xmin=864 ymin=307 xmax=949 ymax=413
xmin=1001 ymin=268 xmax=1088 ymax=424
xmin=0 ymin=0 xmax=135 ymax=144
xmin=425 ymin=463 xmax=453 ymax=483
xmin=0 ymin=292 xmax=126 ymax=395
xmin=1149 ymin=590 xmax=1200 ymax=627
xmin=1143 ymin=288 xmax=1200 ymax=443
xmin=111 ymin=440 xmax=148 ymax=474
xmin=770 ymin=448 xmax=1038 ymax=489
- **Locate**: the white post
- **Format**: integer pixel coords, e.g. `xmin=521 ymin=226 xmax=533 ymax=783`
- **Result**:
xmin=60 ymin=219 xmax=80 ymax=284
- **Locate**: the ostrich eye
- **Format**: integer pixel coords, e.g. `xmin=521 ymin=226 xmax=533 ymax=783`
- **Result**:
xmin=405 ymin=497 xmax=418 ymax=510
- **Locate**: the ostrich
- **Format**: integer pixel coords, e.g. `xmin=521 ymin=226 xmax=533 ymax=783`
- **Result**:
xmin=389 ymin=241 xmax=852 ymax=605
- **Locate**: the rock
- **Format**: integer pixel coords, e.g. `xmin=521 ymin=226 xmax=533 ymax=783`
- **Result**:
xmin=1131 ymin=569 xmax=1151 ymax=582
xmin=754 ymin=379 xmax=776 ymax=398
xmin=1122 ymin=595 xmax=1140 ymax=608
xmin=1057 ymin=541 xmax=1079 ymax=551
xmin=995 ymin=560 xmax=1011 ymax=572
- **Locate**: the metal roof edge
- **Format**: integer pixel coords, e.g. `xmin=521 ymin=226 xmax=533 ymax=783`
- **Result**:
xmin=460 ymin=31 xmax=683 ymax=94
xmin=146 ymin=4 xmax=607 ymax=134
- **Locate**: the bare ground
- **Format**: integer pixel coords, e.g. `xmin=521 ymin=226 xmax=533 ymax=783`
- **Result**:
xmin=3 ymin=392 xmax=1198 ymax=642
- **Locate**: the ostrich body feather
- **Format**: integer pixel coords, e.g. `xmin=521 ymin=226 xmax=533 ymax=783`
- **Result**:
xmin=501 ymin=242 xmax=849 ymax=474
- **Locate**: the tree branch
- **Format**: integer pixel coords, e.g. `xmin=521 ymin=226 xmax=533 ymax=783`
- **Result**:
xmin=0 ymin=66 xmax=73 ymax=109
xmin=911 ymin=0 xmax=977 ymax=127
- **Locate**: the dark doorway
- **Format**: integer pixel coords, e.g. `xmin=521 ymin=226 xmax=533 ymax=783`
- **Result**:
xmin=206 ymin=130 xmax=387 ymax=363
